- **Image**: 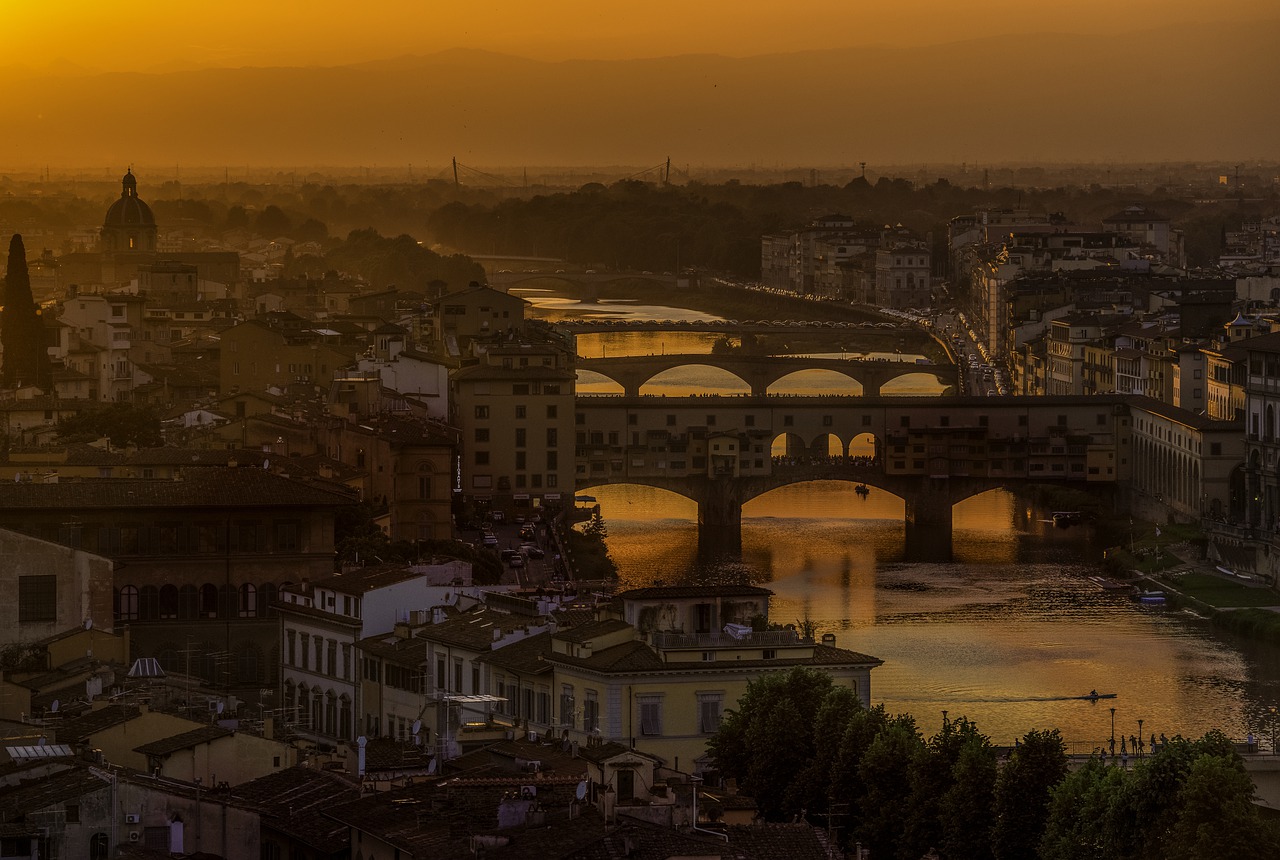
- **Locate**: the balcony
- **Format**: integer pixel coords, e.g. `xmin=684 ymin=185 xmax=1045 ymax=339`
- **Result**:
xmin=650 ymin=629 xmax=810 ymax=649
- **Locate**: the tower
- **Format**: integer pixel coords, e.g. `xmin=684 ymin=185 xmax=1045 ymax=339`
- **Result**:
xmin=100 ymin=169 xmax=158 ymax=253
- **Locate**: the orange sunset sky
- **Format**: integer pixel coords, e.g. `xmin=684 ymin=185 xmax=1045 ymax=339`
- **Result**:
xmin=5 ymin=0 xmax=1275 ymax=72
xmin=0 ymin=1 xmax=1275 ymax=168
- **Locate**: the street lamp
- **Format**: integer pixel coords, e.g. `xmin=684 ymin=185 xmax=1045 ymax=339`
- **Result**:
xmin=1270 ymin=706 xmax=1277 ymax=755
xmin=1110 ymin=707 xmax=1116 ymax=758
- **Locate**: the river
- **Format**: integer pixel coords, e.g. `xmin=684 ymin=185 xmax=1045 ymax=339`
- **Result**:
xmin=519 ymin=285 xmax=1280 ymax=748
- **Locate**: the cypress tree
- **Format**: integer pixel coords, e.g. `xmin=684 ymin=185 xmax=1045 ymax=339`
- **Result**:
xmin=2 ymin=234 xmax=51 ymax=390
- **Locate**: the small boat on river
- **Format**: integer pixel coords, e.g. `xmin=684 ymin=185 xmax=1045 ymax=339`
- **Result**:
xmin=1080 ymin=691 xmax=1117 ymax=701
xmin=1052 ymin=511 xmax=1084 ymax=527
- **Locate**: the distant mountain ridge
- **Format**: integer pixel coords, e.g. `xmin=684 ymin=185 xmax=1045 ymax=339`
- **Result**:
xmin=0 ymin=19 xmax=1275 ymax=169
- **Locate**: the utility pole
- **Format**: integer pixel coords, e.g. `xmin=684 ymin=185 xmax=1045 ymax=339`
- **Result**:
xmin=453 ymin=157 xmax=459 ymax=189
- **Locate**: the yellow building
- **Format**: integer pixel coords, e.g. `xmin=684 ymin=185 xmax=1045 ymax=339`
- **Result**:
xmin=543 ymin=586 xmax=881 ymax=773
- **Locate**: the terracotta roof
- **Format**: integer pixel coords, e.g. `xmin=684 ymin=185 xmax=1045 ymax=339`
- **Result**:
xmin=55 ymin=704 xmax=140 ymax=745
xmin=0 ymin=766 xmax=110 ymax=819
xmin=134 ymin=725 xmax=233 ymax=757
xmin=232 ymin=766 xmax=360 ymax=853
xmin=552 ymin=619 xmax=632 ymax=644
xmin=478 ymin=631 xmax=553 ymax=676
xmin=0 ymin=467 xmax=355 ymax=510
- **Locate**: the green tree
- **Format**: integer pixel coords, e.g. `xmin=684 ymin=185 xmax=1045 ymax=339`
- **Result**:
xmin=2 ymin=234 xmax=51 ymax=390
xmin=785 ymin=685 xmax=863 ymax=820
xmin=828 ymin=704 xmax=890 ymax=846
xmin=991 ymin=728 xmax=1068 ymax=860
xmin=707 ymin=667 xmax=836 ymax=819
xmin=55 ymin=403 xmax=162 ymax=447
xmin=855 ymin=717 xmax=924 ymax=860
xmin=938 ymin=735 xmax=999 ymax=860
xmin=1165 ymin=754 xmax=1280 ymax=860
xmin=899 ymin=716 xmax=989 ymax=860
xmin=1040 ymin=755 xmax=1127 ymax=860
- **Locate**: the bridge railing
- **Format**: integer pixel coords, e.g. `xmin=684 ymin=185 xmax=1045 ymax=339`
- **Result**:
xmin=650 ymin=630 xmax=811 ymax=649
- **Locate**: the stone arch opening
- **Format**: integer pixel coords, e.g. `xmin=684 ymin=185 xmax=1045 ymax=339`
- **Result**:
xmin=770 ymin=432 xmax=808 ymax=459
xmin=808 ymin=432 xmax=845 ymax=458
xmin=849 ymin=432 xmax=880 ymax=461
xmin=639 ymin=365 xmax=751 ymax=396
xmin=768 ymin=369 xmax=863 ymax=396
xmin=880 ymin=370 xmax=953 ymax=395
xmin=575 ymin=369 xmax=625 ymax=395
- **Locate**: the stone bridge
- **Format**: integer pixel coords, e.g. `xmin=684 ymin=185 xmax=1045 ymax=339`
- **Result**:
xmin=577 ymin=353 xmax=957 ymax=396
xmin=574 ymin=394 xmax=1128 ymax=560
xmin=487 ymin=271 xmax=680 ymax=291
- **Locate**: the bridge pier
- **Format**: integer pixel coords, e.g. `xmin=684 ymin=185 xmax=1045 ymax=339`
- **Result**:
xmin=695 ymin=478 xmax=745 ymax=560
xmin=903 ymin=477 xmax=954 ymax=562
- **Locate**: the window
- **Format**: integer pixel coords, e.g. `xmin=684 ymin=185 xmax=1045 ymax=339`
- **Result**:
xmin=638 ymin=695 xmax=663 ymax=736
xmin=515 ymin=405 xmax=527 ymax=419
xmin=547 ymin=405 xmax=558 ymax=418
xmin=515 ymin=428 xmax=526 ymax=447
xmin=275 ymin=521 xmax=300 ymax=552
xmin=19 ymin=575 xmax=56 ymax=623
xmin=560 ymin=685 xmax=575 ymax=727
xmin=698 ymin=693 xmax=723 ymax=734
xmin=745 ymin=415 xmax=755 ymax=427
xmin=474 ymin=428 xmax=490 ymax=442
xmin=475 ymin=451 xmax=489 ymax=465
xmin=546 ymin=428 xmax=558 ymax=446
xmin=666 ymin=414 xmax=676 ymax=426
xmin=474 ymin=406 xmax=489 ymax=419
xmin=546 ymin=451 xmax=558 ymax=470
xmin=584 ymin=690 xmax=599 ymax=732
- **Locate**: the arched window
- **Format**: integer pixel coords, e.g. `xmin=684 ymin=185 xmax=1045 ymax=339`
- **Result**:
xmin=90 ymin=833 xmax=110 ymax=859
xmin=325 ymin=691 xmax=337 ymax=736
xmin=159 ymin=585 xmax=179 ymax=619
xmin=259 ymin=582 xmax=278 ymax=618
xmin=117 ymin=585 xmax=139 ymax=622
xmin=311 ymin=689 xmax=323 ymax=731
xmin=200 ymin=584 xmax=219 ymax=618
xmin=178 ymin=585 xmax=199 ymax=619
xmin=157 ymin=646 xmax=181 ymax=674
xmin=238 ymin=583 xmax=257 ymax=618
xmin=139 ymin=586 xmax=159 ymax=621
xmin=1268 ymin=404 xmax=1276 ymax=442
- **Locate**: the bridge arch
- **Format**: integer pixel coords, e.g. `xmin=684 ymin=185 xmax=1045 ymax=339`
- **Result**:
xmin=768 ymin=369 xmax=863 ymax=396
xmin=879 ymin=370 xmax=953 ymax=395
xmin=770 ymin=432 xmax=808 ymax=459
xmin=575 ymin=369 xmax=625 ymax=395
xmin=849 ymin=431 xmax=880 ymax=460
xmin=639 ymin=365 xmax=752 ymax=396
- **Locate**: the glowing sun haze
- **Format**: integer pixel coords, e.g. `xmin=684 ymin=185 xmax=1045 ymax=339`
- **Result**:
xmin=8 ymin=0 xmax=1274 ymax=72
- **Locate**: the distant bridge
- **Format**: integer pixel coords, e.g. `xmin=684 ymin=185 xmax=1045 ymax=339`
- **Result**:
xmin=577 ymin=353 xmax=957 ymax=396
xmin=555 ymin=319 xmax=918 ymax=335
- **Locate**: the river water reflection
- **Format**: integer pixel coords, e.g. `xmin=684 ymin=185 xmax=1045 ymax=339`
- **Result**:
xmin=519 ymin=286 xmax=1280 ymax=747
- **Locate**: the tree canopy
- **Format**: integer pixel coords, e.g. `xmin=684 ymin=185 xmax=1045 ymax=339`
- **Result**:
xmin=705 ymin=669 xmax=1279 ymax=858
xmin=2 ymin=234 xmax=52 ymax=390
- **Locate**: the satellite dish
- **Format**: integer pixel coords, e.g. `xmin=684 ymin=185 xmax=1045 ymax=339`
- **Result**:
xmin=216 ymin=701 xmax=225 ymax=715
xmin=575 ymin=781 xmax=587 ymax=801
xmin=411 ymin=719 xmax=422 ymax=736
xmin=357 ymin=736 xmax=367 ymax=748
xmin=84 ymin=618 xmax=93 ymax=630
xmin=262 ymin=459 xmax=270 ymax=469
xmin=50 ymin=700 xmax=60 ymax=713
xmin=427 ymin=758 xmax=437 ymax=775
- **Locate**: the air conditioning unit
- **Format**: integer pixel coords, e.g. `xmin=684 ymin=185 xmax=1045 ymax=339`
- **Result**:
xmin=527 ymin=731 xmax=538 ymax=743
xmin=128 ymin=832 xmax=141 ymax=842
xmin=124 ymin=813 xmax=140 ymax=824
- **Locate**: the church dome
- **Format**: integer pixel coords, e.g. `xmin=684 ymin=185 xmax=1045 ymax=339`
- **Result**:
xmin=100 ymin=169 xmax=158 ymax=253
xmin=103 ymin=169 xmax=155 ymax=229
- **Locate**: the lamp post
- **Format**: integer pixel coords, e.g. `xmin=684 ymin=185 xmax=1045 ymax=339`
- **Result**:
xmin=1270 ymin=706 xmax=1277 ymax=754
xmin=1110 ymin=707 xmax=1116 ymax=758
xmin=1137 ymin=719 xmax=1144 ymax=757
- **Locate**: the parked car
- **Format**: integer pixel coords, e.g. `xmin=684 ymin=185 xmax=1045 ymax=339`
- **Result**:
xmin=482 ymin=534 xmax=499 ymax=547
xmin=509 ymin=555 xmax=526 ymax=568
xmin=521 ymin=543 xmax=545 ymax=559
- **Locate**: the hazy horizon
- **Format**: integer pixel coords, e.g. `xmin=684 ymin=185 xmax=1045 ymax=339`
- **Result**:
xmin=2 ymin=4 xmax=1277 ymax=170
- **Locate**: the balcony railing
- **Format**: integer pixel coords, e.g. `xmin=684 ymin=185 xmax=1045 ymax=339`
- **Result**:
xmin=650 ymin=629 xmax=811 ymax=649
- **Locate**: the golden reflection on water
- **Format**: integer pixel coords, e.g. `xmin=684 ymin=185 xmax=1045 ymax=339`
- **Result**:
xmin=584 ymin=482 xmax=1258 ymax=746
